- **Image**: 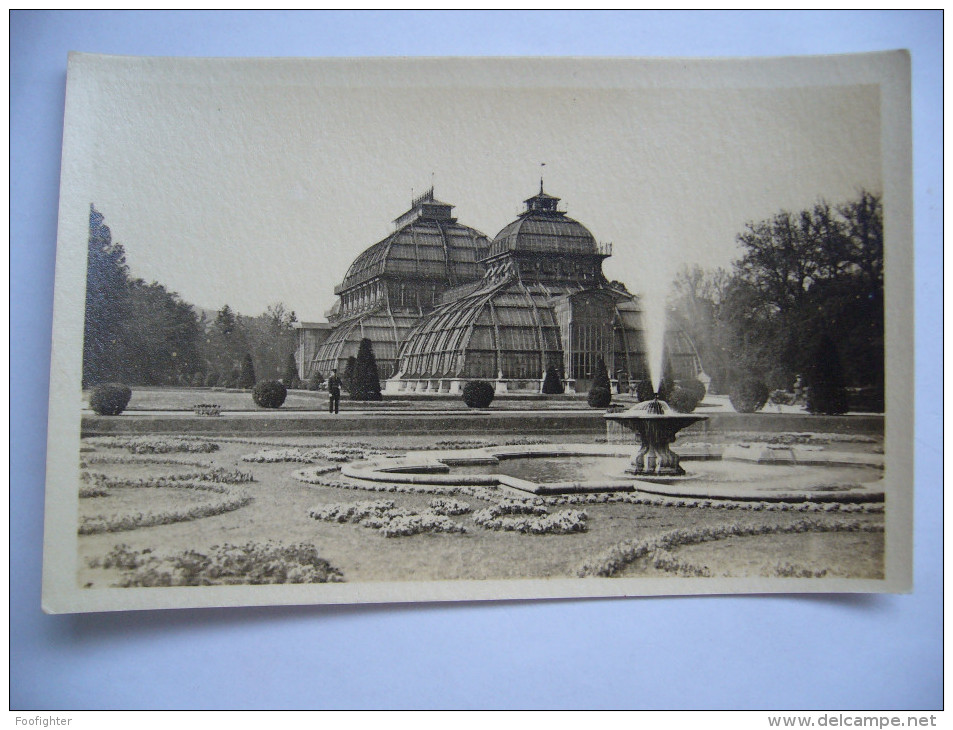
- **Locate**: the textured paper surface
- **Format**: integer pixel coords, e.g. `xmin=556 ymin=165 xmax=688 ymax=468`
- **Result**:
xmin=44 ymin=53 xmax=913 ymax=613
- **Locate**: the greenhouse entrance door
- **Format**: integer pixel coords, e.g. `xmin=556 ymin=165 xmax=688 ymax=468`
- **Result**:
xmin=569 ymin=315 xmax=612 ymax=393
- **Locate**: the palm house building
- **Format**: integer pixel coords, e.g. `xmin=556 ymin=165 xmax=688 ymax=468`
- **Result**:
xmin=304 ymin=189 xmax=491 ymax=380
xmin=384 ymin=184 xmax=701 ymax=394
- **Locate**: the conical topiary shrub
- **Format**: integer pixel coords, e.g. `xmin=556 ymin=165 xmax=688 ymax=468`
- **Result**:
xmin=283 ymin=353 xmax=302 ymax=390
xmin=541 ymin=365 xmax=564 ymax=395
xmin=806 ymin=334 xmax=849 ymax=415
xmin=238 ymin=354 xmax=256 ymax=389
xmin=342 ymin=356 xmax=357 ymax=395
xmin=350 ymin=338 xmax=382 ymax=401
xmin=587 ymin=356 xmax=612 ymax=408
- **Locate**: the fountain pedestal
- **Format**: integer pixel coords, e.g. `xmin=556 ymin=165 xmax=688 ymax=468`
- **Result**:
xmin=605 ymin=398 xmax=707 ymax=478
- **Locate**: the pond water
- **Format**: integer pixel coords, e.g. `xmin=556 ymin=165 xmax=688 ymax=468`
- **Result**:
xmin=449 ymin=456 xmax=628 ymax=483
xmin=443 ymin=455 xmax=881 ymax=490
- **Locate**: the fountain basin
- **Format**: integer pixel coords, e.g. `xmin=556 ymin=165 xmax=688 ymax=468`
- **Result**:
xmin=338 ymin=443 xmax=884 ymax=501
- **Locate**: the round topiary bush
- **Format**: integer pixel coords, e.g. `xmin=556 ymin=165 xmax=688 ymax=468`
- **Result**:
xmin=668 ymin=386 xmax=701 ymax=413
xmin=677 ymin=378 xmax=707 ymax=404
xmin=252 ymin=380 xmax=287 ymax=409
xmin=90 ymin=383 xmax=132 ymax=416
xmin=204 ymin=371 xmax=220 ymax=388
xmin=729 ymin=377 xmax=769 ymax=413
xmin=587 ymin=386 xmax=612 ymax=409
xmin=462 ymin=381 xmax=495 ymax=408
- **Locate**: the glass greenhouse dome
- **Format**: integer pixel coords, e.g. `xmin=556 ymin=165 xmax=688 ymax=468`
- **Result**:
xmin=308 ymin=189 xmax=491 ymax=380
xmin=385 ymin=184 xmax=701 ymax=395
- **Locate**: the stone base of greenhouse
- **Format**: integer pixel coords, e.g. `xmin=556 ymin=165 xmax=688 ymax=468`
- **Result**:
xmin=383 ymin=376 xmax=627 ymax=395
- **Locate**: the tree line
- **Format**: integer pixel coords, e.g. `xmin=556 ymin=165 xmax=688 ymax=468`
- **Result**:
xmin=83 ymin=205 xmax=298 ymax=388
xmin=668 ymin=191 xmax=884 ymax=411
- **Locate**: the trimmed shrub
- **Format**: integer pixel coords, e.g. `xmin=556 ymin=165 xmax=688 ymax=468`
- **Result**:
xmin=668 ymin=386 xmax=701 ymax=413
xmin=190 ymin=372 xmax=205 ymax=387
xmin=283 ymin=354 xmax=302 ymax=390
xmin=90 ymin=383 xmax=132 ymax=416
xmin=677 ymin=378 xmax=706 ymax=403
xmin=252 ymin=380 xmax=287 ymax=409
xmin=462 ymin=380 xmax=495 ymax=408
xmin=591 ymin=356 xmax=611 ymax=392
xmin=351 ymin=338 xmax=382 ymax=401
xmin=729 ymin=377 xmax=769 ymax=413
xmin=541 ymin=366 xmax=564 ymax=395
xmin=806 ymin=334 xmax=849 ymax=415
xmin=587 ymin=356 xmax=612 ymax=407
xmin=342 ymin=356 xmax=357 ymax=394
xmin=204 ymin=371 xmax=220 ymax=388
xmin=238 ymin=354 xmax=256 ymax=389
xmin=587 ymin=386 xmax=611 ymax=409
xmin=308 ymin=371 xmax=324 ymax=391
xmin=634 ymin=379 xmax=655 ymax=402
xmin=656 ymin=376 xmax=675 ymax=402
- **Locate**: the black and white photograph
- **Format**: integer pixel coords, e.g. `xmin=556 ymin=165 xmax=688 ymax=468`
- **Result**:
xmin=42 ymin=52 xmax=913 ymax=614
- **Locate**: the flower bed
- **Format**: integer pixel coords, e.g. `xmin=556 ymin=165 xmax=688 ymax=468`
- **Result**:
xmin=473 ymin=499 xmax=588 ymax=535
xmin=770 ymin=562 xmax=829 ymax=578
xmin=77 ymin=472 xmax=253 ymax=535
xmin=308 ymin=500 xmax=395 ymax=523
xmin=193 ymin=403 xmax=222 ymax=417
xmin=242 ymin=445 xmax=387 ymax=464
xmin=378 ymin=513 xmax=466 ymax=538
xmin=293 ymin=467 xmax=500 ymax=500
xmin=86 ymin=436 xmax=220 ymax=454
xmin=427 ymin=498 xmax=472 ymax=516
xmin=78 ymin=490 xmax=253 ymax=535
xmin=79 ymin=485 xmax=110 ymax=498
xmin=618 ymin=493 xmax=883 ymax=513
xmin=578 ymin=518 xmax=885 ymax=577
xmin=82 ymin=468 xmax=254 ymax=489
xmin=80 ymin=455 xmax=213 ymax=468
xmin=87 ymin=541 xmax=343 ymax=586
xmin=433 ymin=439 xmax=496 ymax=449
xmin=731 ymin=431 xmax=879 ymax=445
xmin=242 ymin=448 xmax=325 ymax=463
xmin=309 ymin=501 xmax=467 ymax=537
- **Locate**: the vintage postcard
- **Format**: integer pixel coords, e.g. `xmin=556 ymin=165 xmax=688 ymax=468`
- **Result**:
xmin=43 ymin=52 xmax=913 ymax=613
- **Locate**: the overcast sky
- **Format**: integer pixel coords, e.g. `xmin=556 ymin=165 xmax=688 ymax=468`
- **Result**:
xmin=74 ymin=56 xmax=882 ymax=320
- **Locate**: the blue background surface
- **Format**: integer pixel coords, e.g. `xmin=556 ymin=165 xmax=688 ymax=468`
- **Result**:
xmin=10 ymin=10 xmax=942 ymax=710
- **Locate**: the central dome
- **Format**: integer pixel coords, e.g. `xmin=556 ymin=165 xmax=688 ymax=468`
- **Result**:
xmin=484 ymin=184 xmax=601 ymax=261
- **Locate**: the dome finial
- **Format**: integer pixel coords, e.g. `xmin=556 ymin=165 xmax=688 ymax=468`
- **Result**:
xmin=540 ymin=162 xmax=546 ymax=194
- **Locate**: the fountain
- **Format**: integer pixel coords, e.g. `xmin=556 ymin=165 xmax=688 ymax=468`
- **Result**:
xmin=604 ymin=397 xmax=707 ymax=479
xmin=326 ymin=279 xmax=879 ymax=502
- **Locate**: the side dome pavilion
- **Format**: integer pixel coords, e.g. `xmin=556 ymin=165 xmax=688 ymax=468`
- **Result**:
xmin=308 ymin=189 xmax=490 ymax=379
xmin=385 ymin=184 xmax=700 ymax=394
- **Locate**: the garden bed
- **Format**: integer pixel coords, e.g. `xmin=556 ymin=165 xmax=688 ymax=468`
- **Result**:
xmin=77 ymin=432 xmax=886 ymax=588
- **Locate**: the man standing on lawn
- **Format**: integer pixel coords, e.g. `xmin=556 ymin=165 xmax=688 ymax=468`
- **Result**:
xmin=327 ymin=369 xmax=342 ymax=414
